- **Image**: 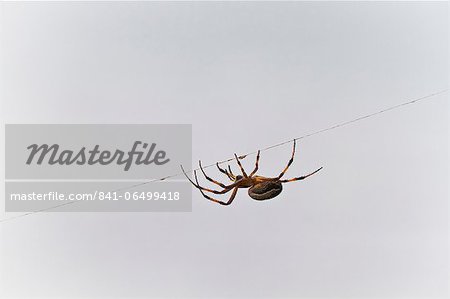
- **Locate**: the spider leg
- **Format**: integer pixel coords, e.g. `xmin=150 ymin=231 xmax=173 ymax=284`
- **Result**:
xmin=249 ymin=150 xmax=261 ymax=177
xmin=277 ymin=139 xmax=296 ymax=179
xmin=234 ymin=153 xmax=248 ymax=177
xmin=216 ymin=162 xmax=234 ymax=181
xmin=227 ymin=165 xmax=236 ymax=179
xmin=280 ymin=167 xmax=323 ymax=183
xmin=180 ymin=165 xmax=238 ymax=194
xmin=199 ymin=160 xmax=227 ymax=188
xmin=195 ymin=172 xmax=239 ymax=206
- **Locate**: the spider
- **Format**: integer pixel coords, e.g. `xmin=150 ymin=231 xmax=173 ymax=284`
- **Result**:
xmin=181 ymin=140 xmax=323 ymax=206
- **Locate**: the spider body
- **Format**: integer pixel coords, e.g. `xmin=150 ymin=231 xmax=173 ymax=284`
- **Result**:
xmin=248 ymin=179 xmax=283 ymax=200
xmin=181 ymin=140 xmax=322 ymax=206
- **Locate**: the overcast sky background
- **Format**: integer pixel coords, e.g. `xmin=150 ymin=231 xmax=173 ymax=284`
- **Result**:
xmin=0 ymin=2 xmax=448 ymax=298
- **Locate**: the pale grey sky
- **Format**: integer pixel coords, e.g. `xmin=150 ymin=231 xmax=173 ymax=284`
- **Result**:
xmin=0 ymin=2 xmax=448 ymax=298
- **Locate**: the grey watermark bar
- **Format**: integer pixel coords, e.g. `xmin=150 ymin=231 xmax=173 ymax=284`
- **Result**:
xmin=6 ymin=124 xmax=191 ymax=180
xmin=5 ymin=124 xmax=192 ymax=212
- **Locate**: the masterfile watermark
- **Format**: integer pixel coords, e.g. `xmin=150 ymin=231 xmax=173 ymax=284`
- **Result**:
xmin=6 ymin=124 xmax=191 ymax=180
xmin=5 ymin=124 xmax=192 ymax=212
xmin=26 ymin=141 xmax=170 ymax=171
xmin=5 ymin=182 xmax=191 ymax=212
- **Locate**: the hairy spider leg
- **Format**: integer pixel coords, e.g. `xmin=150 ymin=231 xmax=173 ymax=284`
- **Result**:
xmin=199 ymin=160 xmax=227 ymax=188
xmin=249 ymin=150 xmax=261 ymax=177
xmin=227 ymin=165 xmax=236 ymax=180
xmin=280 ymin=167 xmax=323 ymax=183
xmin=277 ymin=139 xmax=297 ymax=179
xmin=194 ymin=171 xmax=239 ymax=206
xmin=180 ymin=165 xmax=238 ymax=194
xmin=234 ymin=153 xmax=248 ymax=177
xmin=216 ymin=162 xmax=234 ymax=181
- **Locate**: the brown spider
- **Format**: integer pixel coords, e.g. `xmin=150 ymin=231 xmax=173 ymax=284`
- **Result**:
xmin=181 ymin=140 xmax=323 ymax=206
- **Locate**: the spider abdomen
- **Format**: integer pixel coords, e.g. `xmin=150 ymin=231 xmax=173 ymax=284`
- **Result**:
xmin=248 ymin=181 xmax=283 ymax=201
